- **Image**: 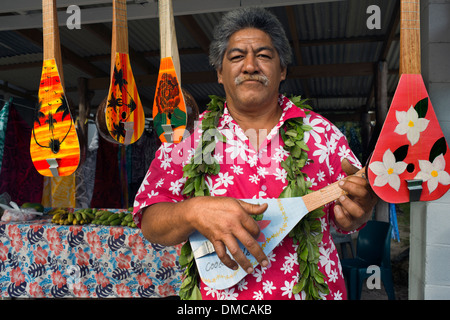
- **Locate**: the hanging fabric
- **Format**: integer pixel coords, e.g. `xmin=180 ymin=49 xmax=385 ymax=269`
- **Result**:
xmin=0 ymin=98 xmax=12 ymax=172
xmin=90 ymin=135 xmax=121 ymax=209
xmin=75 ymin=127 xmax=99 ymax=208
xmin=0 ymin=103 xmax=43 ymax=205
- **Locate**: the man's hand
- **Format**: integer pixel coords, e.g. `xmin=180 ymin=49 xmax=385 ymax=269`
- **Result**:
xmin=334 ymin=158 xmax=378 ymax=231
xmin=189 ymin=196 xmax=269 ymax=274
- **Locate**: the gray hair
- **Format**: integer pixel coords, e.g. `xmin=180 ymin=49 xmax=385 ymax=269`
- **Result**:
xmin=209 ymin=7 xmax=292 ymax=70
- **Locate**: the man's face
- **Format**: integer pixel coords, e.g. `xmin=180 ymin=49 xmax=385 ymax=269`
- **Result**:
xmin=217 ymin=28 xmax=287 ymax=111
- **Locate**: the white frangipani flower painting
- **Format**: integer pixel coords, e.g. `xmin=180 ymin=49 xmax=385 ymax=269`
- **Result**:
xmin=414 ymin=154 xmax=450 ymax=193
xmin=394 ymin=106 xmax=429 ymax=146
xmin=369 ymin=149 xmax=407 ymax=191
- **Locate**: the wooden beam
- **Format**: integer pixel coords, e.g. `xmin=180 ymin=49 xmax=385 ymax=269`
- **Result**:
xmin=365 ymin=0 xmax=400 ymax=110
xmin=0 ymin=0 xmax=343 ymax=31
xmin=83 ymin=23 xmax=158 ymax=74
xmin=286 ymin=5 xmax=311 ymax=98
xmin=14 ymin=29 xmax=107 ymax=78
xmin=83 ymin=62 xmax=377 ymax=90
xmin=177 ymin=15 xmax=210 ymax=54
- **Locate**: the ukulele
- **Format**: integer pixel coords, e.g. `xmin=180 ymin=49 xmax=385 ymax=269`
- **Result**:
xmin=190 ymin=168 xmax=366 ymax=290
xmin=30 ymin=0 xmax=80 ymax=177
xmin=368 ymin=0 xmax=450 ymax=203
xmin=153 ymin=0 xmax=189 ymax=144
xmin=97 ymin=0 xmax=145 ymax=145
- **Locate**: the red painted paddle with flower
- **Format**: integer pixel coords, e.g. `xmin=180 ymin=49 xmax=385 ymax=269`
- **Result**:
xmin=368 ymin=0 xmax=450 ymax=203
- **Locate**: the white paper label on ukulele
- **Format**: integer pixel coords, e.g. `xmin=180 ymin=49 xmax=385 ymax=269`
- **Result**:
xmin=189 ymin=197 xmax=309 ymax=290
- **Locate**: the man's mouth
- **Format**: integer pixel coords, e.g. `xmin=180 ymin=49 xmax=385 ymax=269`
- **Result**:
xmin=234 ymin=74 xmax=269 ymax=86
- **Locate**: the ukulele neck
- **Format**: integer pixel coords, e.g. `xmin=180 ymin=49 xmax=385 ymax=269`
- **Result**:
xmin=159 ymin=0 xmax=181 ymax=79
xmin=112 ymin=0 xmax=129 ymax=60
xmin=400 ymin=0 xmax=421 ymax=75
xmin=301 ymin=167 xmax=366 ymax=213
xmin=42 ymin=0 xmax=63 ymax=79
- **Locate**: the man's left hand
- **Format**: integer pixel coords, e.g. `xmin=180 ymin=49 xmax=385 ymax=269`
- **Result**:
xmin=334 ymin=158 xmax=378 ymax=231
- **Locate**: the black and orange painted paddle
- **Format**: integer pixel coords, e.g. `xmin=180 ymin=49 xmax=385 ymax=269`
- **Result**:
xmin=96 ymin=0 xmax=145 ymax=145
xmin=368 ymin=0 xmax=450 ymax=203
xmin=153 ymin=0 xmax=189 ymax=144
xmin=30 ymin=0 xmax=80 ymax=177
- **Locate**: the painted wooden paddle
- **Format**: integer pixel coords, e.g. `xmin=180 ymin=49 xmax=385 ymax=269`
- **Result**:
xmin=153 ymin=0 xmax=188 ymax=144
xmin=368 ymin=0 xmax=450 ymax=203
xmin=97 ymin=0 xmax=145 ymax=145
xmin=189 ymin=168 xmax=365 ymax=290
xmin=30 ymin=0 xmax=80 ymax=177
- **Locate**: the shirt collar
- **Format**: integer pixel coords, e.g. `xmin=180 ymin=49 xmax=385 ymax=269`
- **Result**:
xmin=217 ymin=94 xmax=306 ymax=131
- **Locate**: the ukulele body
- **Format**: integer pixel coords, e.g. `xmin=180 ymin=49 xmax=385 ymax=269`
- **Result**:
xmin=368 ymin=74 xmax=450 ymax=202
xmin=153 ymin=56 xmax=187 ymax=143
xmin=30 ymin=58 xmax=80 ymax=177
xmin=105 ymin=52 xmax=145 ymax=145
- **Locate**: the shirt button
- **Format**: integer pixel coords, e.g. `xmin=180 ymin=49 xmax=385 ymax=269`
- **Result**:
xmin=261 ymin=185 xmax=267 ymax=191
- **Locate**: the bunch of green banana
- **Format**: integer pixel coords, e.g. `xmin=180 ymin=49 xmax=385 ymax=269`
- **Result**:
xmin=91 ymin=210 xmax=137 ymax=228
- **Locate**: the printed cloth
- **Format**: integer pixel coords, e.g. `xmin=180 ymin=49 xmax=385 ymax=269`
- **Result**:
xmin=133 ymin=95 xmax=361 ymax=300
xmin=0 ymin=211 xmax=182 ymax=298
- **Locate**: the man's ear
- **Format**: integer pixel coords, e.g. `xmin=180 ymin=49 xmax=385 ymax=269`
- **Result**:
xmin=281 ymin=66 xmax=287 ymax=81
xmin=217 ymin=68 xmax=223 ymax=84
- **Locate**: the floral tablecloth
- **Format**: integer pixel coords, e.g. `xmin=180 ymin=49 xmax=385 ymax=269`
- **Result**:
xmin=0 ymin=211 xmax=182 ymax=298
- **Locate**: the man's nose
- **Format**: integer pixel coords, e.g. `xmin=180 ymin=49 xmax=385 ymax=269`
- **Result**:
xmin=242 ymin=54 xmax=259 ymax=74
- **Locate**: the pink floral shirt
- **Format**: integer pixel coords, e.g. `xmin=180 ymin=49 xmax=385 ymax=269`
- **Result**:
xmin=133 ymin=95 xmax=361 ymax=300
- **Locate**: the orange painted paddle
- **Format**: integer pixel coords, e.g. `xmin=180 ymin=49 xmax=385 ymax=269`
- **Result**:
xmin=97 ymin=0 xmax=145 ymax=145
xmin=30 ymin=0 xmax=80 ymax=177
xmin=368 ymin=0 xmax=450 ymax=203
xmin=153 ymin=0 xmax=188 ymax=144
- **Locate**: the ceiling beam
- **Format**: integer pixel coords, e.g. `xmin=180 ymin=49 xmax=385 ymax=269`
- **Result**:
xmin=83 ymin=62 xmax=377 ymax=91
xmin=15 ymin=28 xmax=107 ymax=78
xmin=0 ymin=0 xmax=343 ymax=31
xmin=286 ymin=5 xmax=311 ymax=98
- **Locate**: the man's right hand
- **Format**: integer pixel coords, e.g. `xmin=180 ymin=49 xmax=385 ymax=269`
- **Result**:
xmin=188 ymin=196 xmax=269 ymax=274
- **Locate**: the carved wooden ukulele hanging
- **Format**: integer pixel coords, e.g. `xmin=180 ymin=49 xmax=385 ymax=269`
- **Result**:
xmin=97 ymin=0 xmax=145 ymax=145
xmin=368 ymin=0 xmax=450 ymax=203
xmin=30 ymin=0 xmax=80 ymax=177
xmin=153 ymin=0 xmax=188 ymax=144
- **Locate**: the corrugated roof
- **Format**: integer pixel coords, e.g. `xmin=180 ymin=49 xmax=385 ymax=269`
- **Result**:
xmin=0 ymin=0 xmax=400 ymax=119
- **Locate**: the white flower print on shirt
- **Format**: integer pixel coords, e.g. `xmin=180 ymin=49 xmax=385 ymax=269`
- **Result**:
xmin=205 ymin=176 xmax=226 ymax=196
xmin=249 ymin=174 xmax=260 ymax=184
xmin=262 ymin=280 xmax=276 ymax=294
xmin=303 ymin=114 xmax=325 ymax=144
xmin=253 ymin=291 xmax=264 ymax=300
xmin=319 ymin=246 xmax=335 ymax=275
xmin=231 ymin=164 xmax=243 ymax=175
xmin=169 ymin=178 xmax=185 ymax=196
xmin=147 ymin=190 xmax=159 ymax=199
xmin=216 ymin=172 xmax=234 ymax=187
xmin=274 ymin=167 xmax=287 ymax=183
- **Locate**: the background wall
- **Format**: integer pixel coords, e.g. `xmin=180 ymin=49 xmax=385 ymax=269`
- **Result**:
xmin=409 ymin=0 xmax=450 ymax=300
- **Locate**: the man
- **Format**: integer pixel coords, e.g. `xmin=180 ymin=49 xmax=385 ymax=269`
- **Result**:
xmin=133 ymin=7 xmax=377 ymax=299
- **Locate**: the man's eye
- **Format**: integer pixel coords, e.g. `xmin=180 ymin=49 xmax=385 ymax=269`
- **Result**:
xmin=258 ymin=54 xmax=271 ymax=59
xmin=230 ymin=55 xmax=244 ymax=61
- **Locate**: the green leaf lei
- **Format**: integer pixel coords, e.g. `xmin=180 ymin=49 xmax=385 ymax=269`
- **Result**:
xmin=178 ymin=95 xmax=329 ymax=300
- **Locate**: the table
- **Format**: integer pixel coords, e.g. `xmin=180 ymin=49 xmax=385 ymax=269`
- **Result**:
xmin=0 ymin=212 xmax=182 ymax=298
